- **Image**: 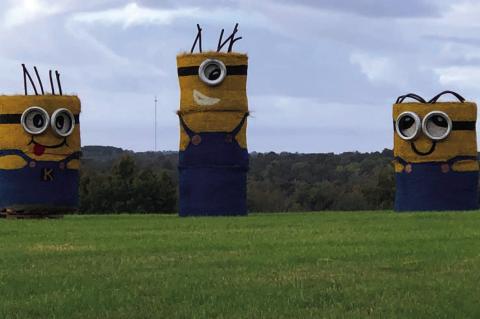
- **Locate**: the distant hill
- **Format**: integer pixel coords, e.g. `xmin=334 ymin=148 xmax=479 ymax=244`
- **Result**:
xmin=79 ymin=146 xmax=396 ymax=213
xmin=82 ymin=145 xmax=129 ymax=160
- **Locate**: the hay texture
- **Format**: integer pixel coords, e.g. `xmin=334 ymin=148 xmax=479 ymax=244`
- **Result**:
xmin=393 ymin=95 xmax=478 ymax=211
xmin=177 ymin=52 xmax=249 ymax=216
xmin=0 ymin=95 xmax=81 ymax=213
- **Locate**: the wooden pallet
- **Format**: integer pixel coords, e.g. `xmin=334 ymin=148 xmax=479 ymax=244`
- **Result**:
xmin=0 ymin=208 xmax=64 ymax=219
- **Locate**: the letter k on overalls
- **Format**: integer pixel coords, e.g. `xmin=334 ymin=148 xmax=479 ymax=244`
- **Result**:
xmin=42 ymin=168 xmax=54 ymax=181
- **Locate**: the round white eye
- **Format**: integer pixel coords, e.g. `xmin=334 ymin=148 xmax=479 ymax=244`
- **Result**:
xmin=198 ymin=59 xmax=227 ymax=86
xmin=422 ymin=111 xmax=452 ymax=141
xmin=21 ymin=106 xmax=49 ymax=135
xmin=396 ymin=111 xmax=421 ymax=141
xmin=51 ymin=108 xmax=75 ymax=137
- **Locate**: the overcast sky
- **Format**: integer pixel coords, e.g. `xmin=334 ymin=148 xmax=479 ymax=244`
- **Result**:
xmin=0 ymin=0 xmax=479 ymax=153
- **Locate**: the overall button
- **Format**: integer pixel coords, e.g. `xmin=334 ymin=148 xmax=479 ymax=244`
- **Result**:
xmin=29 ymin=161 xmax=36 ymax=168
xmin=191 ymin=135 xmax=202 ymax=146
xmin=59 ymin=162 xmax=65 ymax=170
xmin=225 ymin=134 xmax=233 ymax=143
xmin=405 ymin=164 xmax=412 ymax=174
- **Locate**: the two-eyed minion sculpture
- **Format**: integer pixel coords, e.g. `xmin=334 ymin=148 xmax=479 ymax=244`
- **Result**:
xmin=393 ymin=91 xmax=478 ymax=211
xmin=0 ymin=65 xmax=81 ymax=216
xmin=176 ymin=24 xmax=249 ymax=216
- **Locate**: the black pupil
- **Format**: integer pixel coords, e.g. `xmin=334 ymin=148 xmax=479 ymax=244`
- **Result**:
xmin=56 ymin=116 xmax=65 ymax=130
xmin=399 ymin=116 xmax=414 ymax=131
xmin=33 ymin=114 xmax=44 ymax=128
xmin=206 ymin=65 xmax=221 ymax=81
xmin=432 ymin=115 xmax=447 ymax=127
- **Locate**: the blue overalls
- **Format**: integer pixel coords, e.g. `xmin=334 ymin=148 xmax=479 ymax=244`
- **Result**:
xmin=394 ymin=156 xmax=479 ymax=211
xmin=178 ymin=113 xmax=249 ymax=216
xmin=0 ymin=150 xmax=81 ymax=211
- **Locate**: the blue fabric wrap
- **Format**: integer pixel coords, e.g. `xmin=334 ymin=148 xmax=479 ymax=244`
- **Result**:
xmin=179 ymin=166 xmax=247 ymax=216
xmin=0 ymin=150 xmax=80 ymax=210
xmin=394 ymin=157 xmax=479 ymax=211
xmin=178 ymin=114 xmax=249 ymax=217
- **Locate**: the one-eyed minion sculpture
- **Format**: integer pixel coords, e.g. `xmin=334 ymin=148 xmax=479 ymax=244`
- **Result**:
xmin=176 ymin=24 xmax=249 ymax=216
xmin=393 ymin=91 xmax=478 ymax=211
xmin=0 ymin=65 xmax=81 ymax=217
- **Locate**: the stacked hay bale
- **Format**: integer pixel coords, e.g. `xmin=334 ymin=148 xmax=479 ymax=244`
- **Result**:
xmin=176 ymin=25 xmax=249 ymax=216
xmin=393 ymin=91 xmax=478 ymax=211
xmin=0 ymin=65 xmax=81 ymax=217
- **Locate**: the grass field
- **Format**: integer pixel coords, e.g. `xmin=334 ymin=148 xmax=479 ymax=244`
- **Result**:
xmin=1 ymin=212 xmax=480 ymax=318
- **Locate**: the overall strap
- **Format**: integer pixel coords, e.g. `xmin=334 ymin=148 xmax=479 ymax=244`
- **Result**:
xmin=446 ymin=155 xmax=478 ymax=165
xmin=61 ymin=151 xmax=82 ymax=163
xmin=178 ymin=114 xmax=196 ymax=138
xmin=394 ymin=156 xmax=408 ymax=166
xmin=396 ymin=155 xmax=478 ymax=166
xmin=230 ymin=112 xmax=249 ymax=137
xmin=0 ymin=149 xmax=32 ymax=161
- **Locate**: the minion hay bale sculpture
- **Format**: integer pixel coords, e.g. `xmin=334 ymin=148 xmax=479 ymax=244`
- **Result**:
xmin=177 ymin=24 xmax=249 ymax=216
xmin=393 ymin=91 xmax=478 ymax=211
xmin=0 ymin=65 xmax=81 ymax=218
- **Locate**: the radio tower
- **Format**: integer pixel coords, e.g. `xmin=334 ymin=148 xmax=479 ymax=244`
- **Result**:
xmin=154 ymin=96 xmax=157 ymax=152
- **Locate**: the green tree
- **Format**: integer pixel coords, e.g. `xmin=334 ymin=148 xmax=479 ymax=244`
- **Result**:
xmin=133 ymin=169 xmax=176 ymax=213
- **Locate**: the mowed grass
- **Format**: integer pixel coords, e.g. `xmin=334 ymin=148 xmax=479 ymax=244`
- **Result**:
xmin=1 ymin=212 xmax=480 ymax=319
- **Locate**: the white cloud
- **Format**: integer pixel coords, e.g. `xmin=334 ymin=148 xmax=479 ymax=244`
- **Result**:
xmin=71 ymin=2 xmax=269 ymax=29
xmin=440 ymin=2 xmax=480 ymax=28
xmin=72 ymin=3 xmax=199 ymax=28
xmin=435 ymin=66 xmax=480 ymax=89
xmin=3 ymin=0 xmax=65 ymax=28
xmin=350 ymin=52 xmax=405 ymax=87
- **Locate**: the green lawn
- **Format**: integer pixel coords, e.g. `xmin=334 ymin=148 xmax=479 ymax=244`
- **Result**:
xmin=1 ymin=212 xmax=480 ymax=318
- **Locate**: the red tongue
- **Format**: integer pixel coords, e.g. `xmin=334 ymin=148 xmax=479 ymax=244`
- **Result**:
xmin=33 ymin=144 xmax=45 ymax=156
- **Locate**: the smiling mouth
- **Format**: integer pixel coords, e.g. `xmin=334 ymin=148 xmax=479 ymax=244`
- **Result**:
xmin=193 ymin=89 xmax=221 ymax=106
xmin=411 ymin=141 xmax=436 ymax=156
xmin=28 ymin=137 xmax=68 ymax=156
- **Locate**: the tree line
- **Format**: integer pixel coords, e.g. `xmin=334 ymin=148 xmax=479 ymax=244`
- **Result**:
xmin=79 ymin=146 xmax=396 ymax=213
